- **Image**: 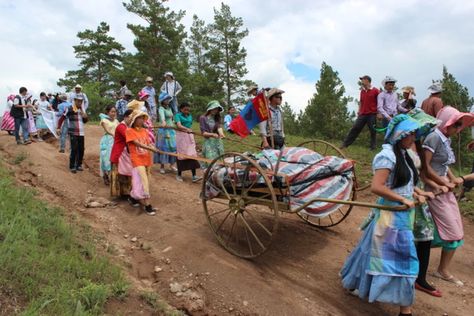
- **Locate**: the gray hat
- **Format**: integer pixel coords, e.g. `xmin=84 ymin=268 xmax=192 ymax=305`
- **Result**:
xmin=267 ymin=88 xmax=285 ymax=99
xmin=381 ymin=76 xmax=397 ymax=86
xmin=428 ymin=82 xmax=443 ymax=94
xmin=124 ymin=89 xmax=133 ymax=96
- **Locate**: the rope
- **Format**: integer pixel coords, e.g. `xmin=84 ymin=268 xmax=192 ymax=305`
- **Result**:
xmin=151 ymin=125 xmax=263 ymax=150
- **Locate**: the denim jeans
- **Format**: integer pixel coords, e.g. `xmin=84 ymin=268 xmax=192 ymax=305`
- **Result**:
xmin=60 ymin=120 xmax=69 ymax=150
xmin=14 ymin=117 xmax=29 ymax=142
xmin=170 ymin=96 xmax=178 ymax=115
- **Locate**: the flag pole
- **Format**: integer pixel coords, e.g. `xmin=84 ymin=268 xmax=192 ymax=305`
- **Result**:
xmin=262 ymin=90 xmax=275 ymax=148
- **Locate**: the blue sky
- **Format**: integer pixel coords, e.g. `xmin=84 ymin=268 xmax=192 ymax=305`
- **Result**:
xmin=1 ymin=0 xmax=474 ymax=114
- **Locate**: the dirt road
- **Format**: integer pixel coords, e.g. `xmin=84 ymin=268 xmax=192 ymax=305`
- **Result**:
xmin=1 ymin=126 xmax=473 ymax=316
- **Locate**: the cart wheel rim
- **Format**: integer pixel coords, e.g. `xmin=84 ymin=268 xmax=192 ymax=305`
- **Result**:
xmin=202 ymin=152 xmax=279 ymax=258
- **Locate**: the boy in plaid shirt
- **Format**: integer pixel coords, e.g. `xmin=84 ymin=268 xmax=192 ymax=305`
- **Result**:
xmin=58 ymin=95 xmax=88 ymax=173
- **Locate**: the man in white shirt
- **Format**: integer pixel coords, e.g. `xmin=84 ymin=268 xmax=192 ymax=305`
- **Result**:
xmin=160 ymin=71 xmax=182 ymax=115
xmin=259 ymin=88 xmax=285 ymax=149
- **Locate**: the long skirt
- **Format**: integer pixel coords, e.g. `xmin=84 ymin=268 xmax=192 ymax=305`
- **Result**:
xmin=130 ymin=166 xmax=151 ymax=200
xmin=100 ymin=134 xmax=114 ymax=176
xmin=35 ymin=114 xmax=48 ymax=130
xmin=340 ymin=198 xmax=418 ymax=307
xmin=176 ymin=131 xmax=200 ymax=171
xmin=154 ymin=128 xmax=176 ymax=164
xmin=27 ymin=112 xmax=37 ymax=134
xmin=1 ymin=111 xmax=15 ymax=131
xmin=426 ymin=180 xmax=464 ymax=249
xmin=202 ymin=137 xmax=224 ymax=167
xmin=110 ymin=164 xmax=132 ymax=198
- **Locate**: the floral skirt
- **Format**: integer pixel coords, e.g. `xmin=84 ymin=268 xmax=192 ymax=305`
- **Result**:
xmin=27 ymin=112 xmax=37 ymax=134
xmin=202 ymin=138 xmax=224 ymax=166
xmin=100 ymin=134 xmax=114 ymax=175
xmin=413 ymin=203 xmax=435 ymax=242
xmin=154 ymin=128 xmax=176 ymax=164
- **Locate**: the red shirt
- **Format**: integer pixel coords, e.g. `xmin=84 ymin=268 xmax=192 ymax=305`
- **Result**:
xmin=359 ymin=87 xmax=379 ymax=115
xmin=110 ymin=123 xmax=127 ymax=164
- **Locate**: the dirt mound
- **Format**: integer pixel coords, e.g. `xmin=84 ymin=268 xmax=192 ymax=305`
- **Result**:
xmin=1 ymin=127 xmax=474 ymax=316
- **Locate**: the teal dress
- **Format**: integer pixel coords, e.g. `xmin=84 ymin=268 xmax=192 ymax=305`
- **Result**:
xmin=154 ymin=106 xmax=177 ymax=164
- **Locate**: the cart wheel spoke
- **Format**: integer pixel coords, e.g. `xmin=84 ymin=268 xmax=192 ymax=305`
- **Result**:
xmin=215 ymin=209 xmax=232 ymax=234
xmin=242 ymin=175 xmax=258 ymax=196
xmin=241 ymin=215 xmax=254 ymax=256
xmin=219 ymin=181 xmax=231 ymax=200
xmin=244 ymin=209 xmax=273 ymax=237
xmin=208 ymin=198 xmax=230 ymax=206
xmin=208 ymin=207 xmax=232 ymax=218
xmin=225 ymin=214 xmax=238 ymax=246
xmin=239 ymin=213 xmax=265 ymax=250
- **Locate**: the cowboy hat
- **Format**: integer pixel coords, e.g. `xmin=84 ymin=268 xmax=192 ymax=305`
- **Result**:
xmin=381 ymin=76 xmax=397 ymax=86
xmin=267 ymin=88 xmax=285 ymax=99
xmin=145 ymin=76 xmax=153 ymax=82
xmin=246 ymin=84 xmax=258 ymax=95
xmin=401 ymin=86 xmax=416 ymax=96
xmin=74 ymin=84 xmax=82 ymax=89
xmin=428 ymin=82 xmax=443 ymax=94
xmin=164 ymin=71 xmax=174 ymax=79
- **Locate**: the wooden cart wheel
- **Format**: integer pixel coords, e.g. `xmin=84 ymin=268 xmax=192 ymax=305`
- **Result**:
xmin=296 ymin=139 xmax=346 ymax=158
xmin=202 ymin=152 xmax=279 ymax=258
xmin=295 ymin=140 xmax=356 ymax=228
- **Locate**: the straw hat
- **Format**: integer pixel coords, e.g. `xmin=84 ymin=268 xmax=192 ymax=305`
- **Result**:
xmin=401 ymin=86 xmax=416 ymax=96
xmin=145 ymin=76 xmax=153 ymax=82
xmin=74 ymin=84 xmax=82 ymax=89
xmin=130 ymin=110 xmax=149 ymax=127
xmin=246 ymin=84 xmax=258 ymax=95
xmin=267 ymin=88 xmax=285 ymax=99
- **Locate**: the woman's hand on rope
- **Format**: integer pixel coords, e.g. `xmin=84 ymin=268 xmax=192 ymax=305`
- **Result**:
xmin=401 ymin=198 xmax=415 ymax=209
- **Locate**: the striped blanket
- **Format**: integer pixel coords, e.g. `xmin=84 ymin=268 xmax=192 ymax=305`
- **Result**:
xmin=203 ymin=147 xmax=354 ymax=217
xmin=257 ymin=147 xmax=354 ymax=217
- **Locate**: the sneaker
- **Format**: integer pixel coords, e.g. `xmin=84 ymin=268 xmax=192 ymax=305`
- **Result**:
xmin=24 ymin=140 xmax=32 ymax=145
xmin=17 ymin=140 xmax=23 ymax=145
xmin=76 ymin=166 xmax=83 ymax=171
xmin=192 ymin=176 xmax=202 ymax=183
xmin=176 ymin=175 xmax=183 ymax=182
xmin=127 ymin=197 xmax=140 ymax=207
xmin=70 ymin=168 xmax=77 ymax=174
xmin=145 ymin=205 xmax=157 ymax=216
xmin=170 ymin=166 xmax=178 ymax=172
xmin=159 ymin=168 xmax=166 ymax=174
xmin=59 ymin=149 xmax=65 ymax=153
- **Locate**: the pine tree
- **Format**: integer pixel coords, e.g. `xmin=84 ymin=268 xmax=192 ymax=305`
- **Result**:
xmin=185 ymin=15 xmax=224 ymax=116
xmin=300 ymin=62 xmax=351 ymax=139
xmin=437 ymin=66 xmax=474 ymax=170
xmin=280 ymin=102 xmax=300 ymax=135
xmin=58 ymin=22 xmax=124 ymax=93
xmin=208 ymin=3 xmax=249 ymax=107
xmin=123 ymin=0 xmax=187 ymax=85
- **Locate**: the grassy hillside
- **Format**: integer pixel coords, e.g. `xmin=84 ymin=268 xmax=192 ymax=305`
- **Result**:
xmin=0 ymin=164 xmax=127 ymax=315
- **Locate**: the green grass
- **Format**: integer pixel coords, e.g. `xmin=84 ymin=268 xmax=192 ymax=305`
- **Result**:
xmin=0 ymin=164 xmax=128 ymax=315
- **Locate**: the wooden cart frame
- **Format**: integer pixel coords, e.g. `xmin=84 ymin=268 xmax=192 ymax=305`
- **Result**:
xmin=201 ymin=140 xmax=406 ymax=259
